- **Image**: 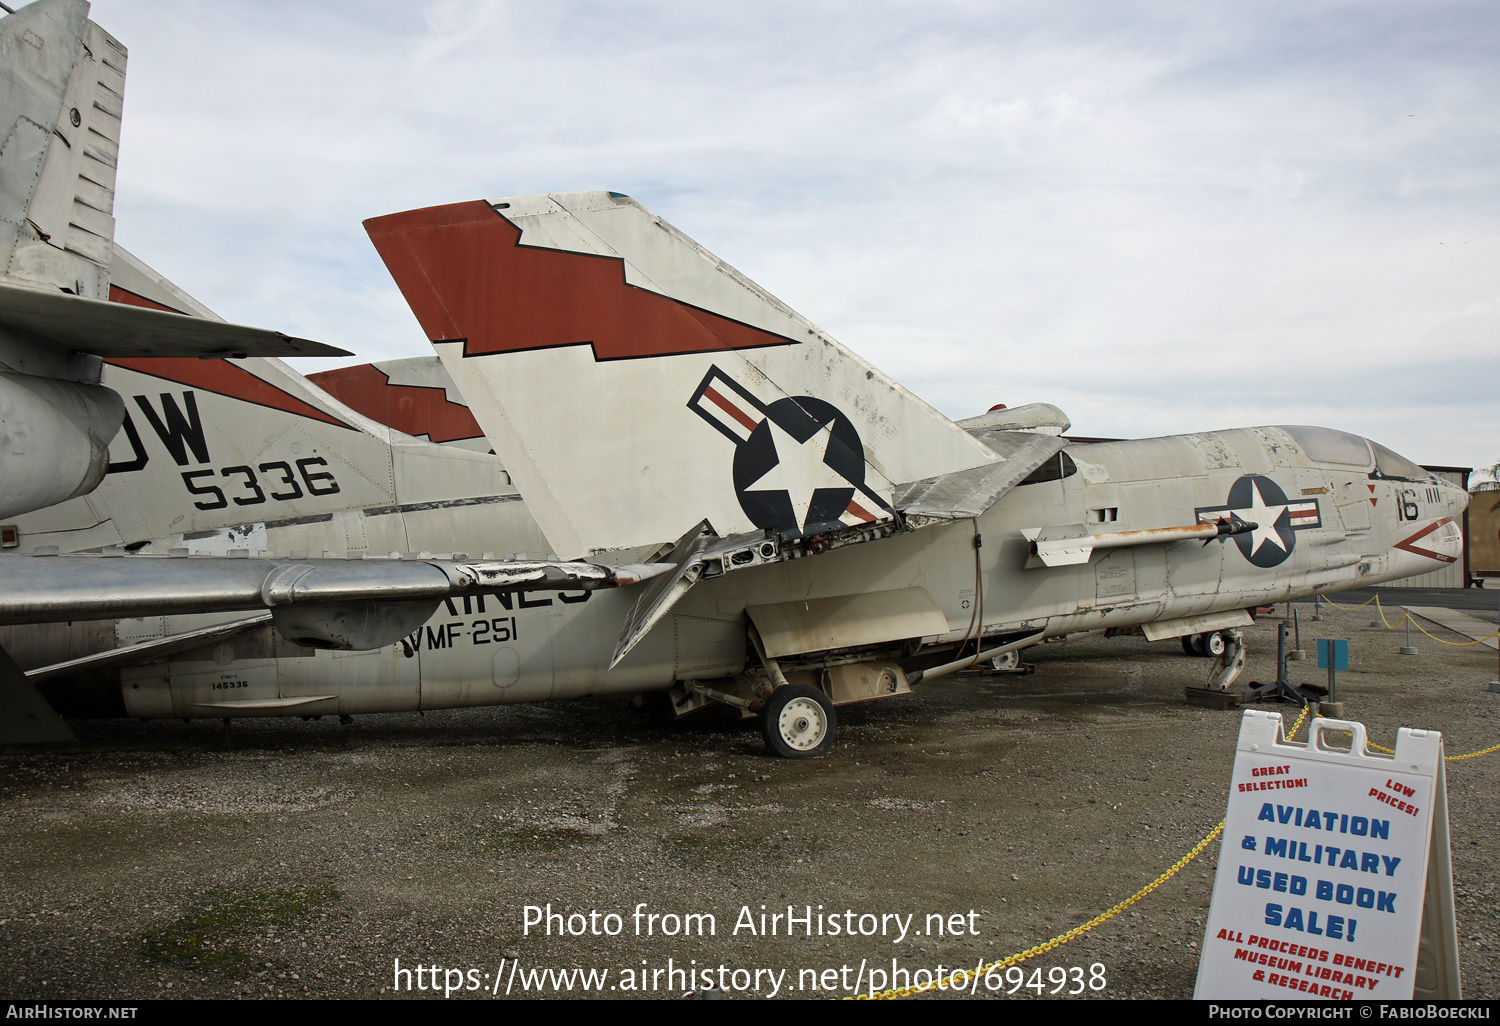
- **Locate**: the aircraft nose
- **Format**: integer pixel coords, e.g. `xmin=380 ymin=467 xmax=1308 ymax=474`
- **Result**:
xmin=1449 ymin=480 xmax=1471 ymax=515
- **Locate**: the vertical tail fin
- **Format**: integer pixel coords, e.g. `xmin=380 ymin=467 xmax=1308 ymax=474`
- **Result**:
xmin=366 ymin=191 xmax=997 ymax=557
xmin=0 ymin=0 xmax=125 ymax=299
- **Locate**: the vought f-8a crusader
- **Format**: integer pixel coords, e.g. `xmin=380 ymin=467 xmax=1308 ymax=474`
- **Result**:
xmin=0 ymin=5 xmax=1466 ymax=756
xmin=2 ymin=191 xmax=1466 ymax=757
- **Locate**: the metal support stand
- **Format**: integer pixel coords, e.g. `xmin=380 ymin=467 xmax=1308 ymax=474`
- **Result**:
xmin=1288 ymin=606 xmax=1306 ymax=661
xmin=1245 ymin=622 xmax=1324 ymax=706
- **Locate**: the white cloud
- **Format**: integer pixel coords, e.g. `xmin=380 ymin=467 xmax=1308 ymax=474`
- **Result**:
xmin=92 ymin=0 xmax=1500 ymax=471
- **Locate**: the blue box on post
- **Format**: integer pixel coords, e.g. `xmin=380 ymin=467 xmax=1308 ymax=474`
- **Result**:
xmin=1317 ymin=638 xmax=1349 ymax=671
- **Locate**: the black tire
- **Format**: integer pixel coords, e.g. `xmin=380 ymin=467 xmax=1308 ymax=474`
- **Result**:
xmin=1203 ymin=631 xmax=1227 ymax=658
xmin=1181 ymin=635 xmax=1197 ymax=656
xmin=1183 ymin=633 xmax=1206 ymax=657
xmin=760 ymin=684 xmax=837 ymax=759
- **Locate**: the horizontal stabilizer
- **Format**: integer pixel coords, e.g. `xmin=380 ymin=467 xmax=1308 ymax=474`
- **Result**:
xmin=192 ymin=696 xmax=336 ymax=712
xmin=0 ymin=282 xmax=350 ymax=358
xmin=26 ymin=612 xmax=271 ymax=682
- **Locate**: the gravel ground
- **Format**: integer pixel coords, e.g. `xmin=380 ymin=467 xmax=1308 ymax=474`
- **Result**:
xmin=1 ymin=602 xmax=1496 ymax=1001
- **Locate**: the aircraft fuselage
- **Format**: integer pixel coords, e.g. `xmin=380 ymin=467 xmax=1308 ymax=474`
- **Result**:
xmin=18 ymin=424 xmax=1466 ymax=721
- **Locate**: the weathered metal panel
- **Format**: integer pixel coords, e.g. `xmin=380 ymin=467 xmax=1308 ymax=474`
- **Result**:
xmin=823 ymin=660 xmax=910 ymax=705
xmin=67 ymin=196 xmax=113 ymax=240
xmin=746 ymin=586 xmax=948 ymax=658
xmin=895 ymin=429 xmax=1065 ymax=523
xmin=1140 ymin=608 xmax=1254 ymax=642
xmin=673 ymin=614 xmax=744 ymax=677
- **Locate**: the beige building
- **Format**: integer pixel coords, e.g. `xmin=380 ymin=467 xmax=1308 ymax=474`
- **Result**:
xmin=1471 ymin=489 xmax=1500 ymax=582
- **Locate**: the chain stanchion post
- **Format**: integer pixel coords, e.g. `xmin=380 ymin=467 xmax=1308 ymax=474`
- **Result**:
xmin=1491 ymin=587 xmax=1500 ymax=693
xmin=1400 ymin=612 xmax=1417 ymax=657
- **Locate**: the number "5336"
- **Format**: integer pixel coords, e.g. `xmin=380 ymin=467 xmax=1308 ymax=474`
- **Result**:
xmin=180 ymin=458 xmax=340 ymax=510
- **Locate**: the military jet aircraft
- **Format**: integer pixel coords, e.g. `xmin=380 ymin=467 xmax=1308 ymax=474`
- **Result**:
xmin=0 ymin=3 xmax=1468 ymax=757
xmin=2 ymin=186 xmax=1467 ymax=757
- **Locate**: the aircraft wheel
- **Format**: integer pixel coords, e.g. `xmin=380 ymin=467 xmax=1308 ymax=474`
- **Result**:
xmin=987 ymin=649 xmax=1021 ymax=671
xmin=761 ymin=684 xmax=837 ymax=759
xmin=1183 ymin=634 xmax=1206 ymax=657
xmin=1202 ymin=631 xmax=1227 ymax=658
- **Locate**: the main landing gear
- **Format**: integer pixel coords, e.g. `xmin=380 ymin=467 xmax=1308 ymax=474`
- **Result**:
xmin=760 ymin=684 xmax=837 ymax=759
xmin=1181 ymin=631 xmax=1228 ymax=658
xmin=1184 ymin=628 xmax=1249 ymax=709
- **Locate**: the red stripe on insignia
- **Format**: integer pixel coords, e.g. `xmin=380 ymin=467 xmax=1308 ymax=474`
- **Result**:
xmin=703 ymin=385 xmax=760 ymax=434
xmin=846 ymin=500 xmax=876 ymax=522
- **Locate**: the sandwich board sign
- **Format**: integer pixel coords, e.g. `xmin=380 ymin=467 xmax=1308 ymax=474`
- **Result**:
xmin=1194 ymin=709 xmax=1460 ymax=999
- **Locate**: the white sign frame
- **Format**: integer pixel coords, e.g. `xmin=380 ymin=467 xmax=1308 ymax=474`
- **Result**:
xmin=1194 ymin=709 xmax=1459 ymax=1000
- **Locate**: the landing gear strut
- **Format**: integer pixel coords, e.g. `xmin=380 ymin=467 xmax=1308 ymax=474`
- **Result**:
xmin=1185 ymin=628 xmax=1248 ymax=708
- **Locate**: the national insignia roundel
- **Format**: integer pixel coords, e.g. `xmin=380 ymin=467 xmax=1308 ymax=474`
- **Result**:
xmin=1195 ymin=474 xmax=1323 ymax=569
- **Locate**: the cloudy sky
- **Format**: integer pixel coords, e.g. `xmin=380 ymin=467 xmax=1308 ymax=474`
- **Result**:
xmin=94 ymin=0 xmax=1499 ymax=475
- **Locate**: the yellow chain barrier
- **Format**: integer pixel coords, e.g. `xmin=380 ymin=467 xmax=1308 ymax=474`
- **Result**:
xmin=1372 ymin=595 xmax=1500 ymax=645
xmin=859 ymin=709 xmax=1314 ymax=1000
xmin=1323 ymin=594 xmax=1500 ymax=646
xmin=856 ymin=822 xmax=1227 ymax=1000
xmin=856 ymin=707 xmax=1500 ymax=1001
xmin=1321 ymin=727 xmax=1500 ymax=762
xmin=1445 ymin=742 xmax=1500 ymax=761
xmin=1318 ymin=594 xmax=1378 ymax=611
xmin=1306 ymin=597 xmax=1500 ymax=756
